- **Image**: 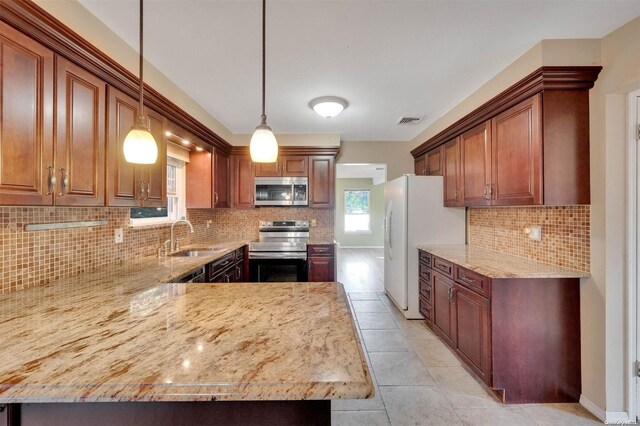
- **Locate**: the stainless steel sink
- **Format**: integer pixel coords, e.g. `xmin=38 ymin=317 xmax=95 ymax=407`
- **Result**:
xmin=170 ymin=248 xmax=223 ymax=257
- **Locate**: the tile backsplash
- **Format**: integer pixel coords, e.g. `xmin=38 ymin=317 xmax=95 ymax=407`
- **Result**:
xmin=0 ymin=206 xmax=333 ymax=294
xmin=468 ymin=206 xmax=590 ymax=272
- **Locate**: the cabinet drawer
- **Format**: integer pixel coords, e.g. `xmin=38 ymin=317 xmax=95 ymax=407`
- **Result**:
xmin=419 ymin=262 xmax=431 ymax=283
xmin=432 ymin=256 xmax=453 ymax=278
xmin=454 ymin=265 xmax=490 ymax=297
xmin=308 ymin=244 xmax=335 ymax=257
xmin=235 ymin=247 xmax=244 ymax=260
xmin=419 ymin=295 xmax=432 ymax=325
xmin=419 ymin=250 xmax=432 ymax=267
xmin=208 ymin=252 xmax=235 ymax=280
xmin=419 ymin=278 xmax=432 ymax=304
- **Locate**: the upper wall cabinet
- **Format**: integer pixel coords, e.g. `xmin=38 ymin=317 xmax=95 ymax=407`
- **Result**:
xmin=255 ymin=155 xmax=308 ymax=177
xmin=414 ymin=148 xmax=442 ymax=176
xmin=186 ymin=147 xmax=230 ymax=209
xmin=411 ymin=67 xmax=601 ymax=206
xmin=309 ymin=155 xmax=335 ymax=208
xmin=0 ymin=22 xmax=106 ymax=207
xmin=213 ymin=150 xmax=230 ymax=208
xmin=106 ymin=86 xmax=167 ymax=207
xmin=443 ymin=138 xmax=462 ymax=207
xmin=231 ymin=154 xmax=255 ymax=209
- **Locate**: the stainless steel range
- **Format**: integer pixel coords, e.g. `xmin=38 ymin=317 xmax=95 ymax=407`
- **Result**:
xmin=249 ymin=220 xmax=309 ymax=282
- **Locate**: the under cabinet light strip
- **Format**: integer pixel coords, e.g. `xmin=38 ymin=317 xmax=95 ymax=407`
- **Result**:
xmin=24 ymin=220 xmax=108 ymax=232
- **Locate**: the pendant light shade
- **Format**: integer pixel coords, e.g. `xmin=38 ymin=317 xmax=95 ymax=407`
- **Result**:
xmin=250 ymin=0 xmax=278 ymax=163
xmin=125 ymin=0 xmax=158 ymax=165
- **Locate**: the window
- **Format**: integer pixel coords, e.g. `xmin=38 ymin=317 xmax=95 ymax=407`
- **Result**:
xmin=344 ymin=189 xmax=371 ymax=233
xmin=130 ymin=157 xmax=186 ymax=226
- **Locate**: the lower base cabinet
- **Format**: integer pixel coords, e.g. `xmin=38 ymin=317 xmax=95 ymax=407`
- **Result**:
xmin=307 ymin=244 xmax=336 ymax=282
xmin=419 ymin=250 xmax=581 ymax=404
xmin=208 ymin=247 xmax=247 ymax=283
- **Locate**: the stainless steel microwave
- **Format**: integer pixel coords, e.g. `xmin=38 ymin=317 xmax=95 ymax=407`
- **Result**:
xmin=254 ymin=177 xmax=308 ymax=206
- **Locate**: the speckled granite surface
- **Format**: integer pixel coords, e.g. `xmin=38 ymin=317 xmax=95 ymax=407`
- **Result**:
xmin=0 ymin=243 xmax=372 ymax=403
xmin=307 ymin=240 xmax=337 ymax=245
xmin=417 ymin=245 xmax=589 ymax=279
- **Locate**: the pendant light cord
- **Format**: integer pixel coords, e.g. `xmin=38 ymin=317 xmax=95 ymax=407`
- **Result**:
xmin=138 ymin=0 xmax=145 ymax=118
xmin=261 ymin=0 xmax=266 ymax=123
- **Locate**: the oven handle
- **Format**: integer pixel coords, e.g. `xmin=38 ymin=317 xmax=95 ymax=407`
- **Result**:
xmin=249 ymin=252 xmax=308 ymax=260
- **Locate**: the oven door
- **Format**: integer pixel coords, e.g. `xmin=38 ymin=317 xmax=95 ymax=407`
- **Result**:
xmin=249 ymin=254 xmax=308 ymax=282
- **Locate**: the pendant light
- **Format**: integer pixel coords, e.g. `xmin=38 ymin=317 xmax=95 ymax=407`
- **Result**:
xmin=123 ymin=0 xmax=158 ymax=164
xmin=250 ymin=0 xmax=278 ymax=163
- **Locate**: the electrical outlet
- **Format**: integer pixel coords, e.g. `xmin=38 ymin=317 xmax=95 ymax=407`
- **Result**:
xmin=310 ymin=219 xmax=317 ymax=227
xmin=207 ymin=220 xmax=212 ymax=229
xmin=114 ymin=228 xmax=123 ymax=244
xmin=529 ymin=226 xmax=542 ymax=241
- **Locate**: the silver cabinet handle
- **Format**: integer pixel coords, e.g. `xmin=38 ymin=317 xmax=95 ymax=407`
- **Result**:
xmin=145 ymin=182 xmax=150 ymax=200
xmin=214 ymin=192 xmax=219 ymax=206
xmin=46 ymin=166 xmax=57 ymax=195
xmin=458 ymin=275 xmax=475 ymax=285
xmin=137 ymin=180 xmax=146 ymax=202
xmin=58 ymin=168 xmax=68 ymax=196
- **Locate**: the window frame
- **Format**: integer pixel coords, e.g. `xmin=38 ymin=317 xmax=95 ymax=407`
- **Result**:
xmin=344 ymin=189 xmax=372 ymax=234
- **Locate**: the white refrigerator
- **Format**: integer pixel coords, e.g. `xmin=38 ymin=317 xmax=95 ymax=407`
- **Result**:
xmin=383 ymin=175 xmax=466 ymax=319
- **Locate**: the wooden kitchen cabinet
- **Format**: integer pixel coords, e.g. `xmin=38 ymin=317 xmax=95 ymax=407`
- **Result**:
xmin=414 ymin=154 xmax=427 ymax=176
xmin=490 ymin=94 xmax=542 ymax=205
xmin=432 ymin=269 xmax=456 ymax=346
xmin=214 ymin=151 xmax=230 ymax=208
xmin=0 ymin=21 xmax=54 ymax=206
xmin=55 ymin=57 xmax=106 ymax=206
xmin=186 ymin=149 xmax=213 ymax=209
xmin=309 ymin=156 xmax=335 ymax=208
xmin=426 ymin=147 xmax=443 ymax=176
xmin=254 ymin=155 xmax=307 ymax=177
xmin=231 ymin=154 xmax=255 ymax=208
xmin=461 ymin=121 xmax=491 ymax=206
xmin=418 ymin=249 xmax=581 ymax=403
xmin=442 ymin=137 xmax=462 ymax=207
xmin=107 ymin=86 xmax=167 ymax=207
xmin=307 ymin=244 xmax=336 ymax=282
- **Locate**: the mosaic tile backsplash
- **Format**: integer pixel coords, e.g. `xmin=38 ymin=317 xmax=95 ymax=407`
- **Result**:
xmin=0 ymin=206 xmax=334 ymax=294
xmin=467 ymin=206 xmax=590 ymax=272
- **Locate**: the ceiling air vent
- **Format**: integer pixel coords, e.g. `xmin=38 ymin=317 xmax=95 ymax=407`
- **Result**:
xmin=396 ymin=116 xmax=423 ymax=125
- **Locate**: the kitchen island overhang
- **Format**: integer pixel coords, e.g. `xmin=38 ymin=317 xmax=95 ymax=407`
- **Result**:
xmin=0 ymin=281 xmax=373 ymax=425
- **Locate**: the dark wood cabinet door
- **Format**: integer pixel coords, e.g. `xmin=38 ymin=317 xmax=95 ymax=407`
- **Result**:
xmin=0 ymin=22 xmax=54 ymax=206
xmin=213 ymin=151 xmax=230 ymax=208
xmin=140 ymin=108 xmax=167 ymax=208
xmin=106 ymin=87 xmax=140 ymax=206
xmin=442 ymin=137 xmax=462 ymax=207
xmin=309 ymin=155 xmax=335 ymax=208
xmin=55 ymin=57 xmax=106 ymax=206
xmin=281 ymin=155 xmax=308 ymax=176
xmin=491 ymin=94 xmax=542 ymax=205
xmin=454 ymin=283 xmax=491 ymax=384
xmin=186 ymin=150 xmax=213 ymax=208
xmin=254 ymin=160 xmax=280 ymax=177
xmin=308 ymin=256 xmax=335 ymax=282
xmin=235 ymin=261 xmax=244 ymax=282
xmin=426 ymin=148 xmax=443 ymax=176
xmin=461 ymin=121 xmax=491 ymax=206
xmin=432 ymin=270 xmax=456 ymax=346
xmin=231 ymin=155 xmax=255 ymax=208
xmin=414 ymin=155 xmax=427 ymax=176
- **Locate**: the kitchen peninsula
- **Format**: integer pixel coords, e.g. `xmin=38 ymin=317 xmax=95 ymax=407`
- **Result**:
xmin=0 ymin=244 xmax=372 ymax=425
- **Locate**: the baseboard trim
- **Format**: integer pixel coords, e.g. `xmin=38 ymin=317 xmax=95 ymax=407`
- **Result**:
xmin=580 ymin=394 xmax=633 ymax=424
xmin=336 ymin=246 xmax=384 ymax=249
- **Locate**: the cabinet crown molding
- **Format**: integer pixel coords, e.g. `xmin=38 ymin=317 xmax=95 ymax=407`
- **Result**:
xmin=230 ymin=146 xmax=340 ymax=157
xmin=411 ymin=66 xmax=602 ymax=158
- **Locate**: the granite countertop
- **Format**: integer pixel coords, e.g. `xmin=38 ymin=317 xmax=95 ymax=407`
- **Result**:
xmin=0 ymin=245 xmax=373 ymax=403
xmin=416 ymin=244 xmax=590 ymax=279
xmin=307 ymin=239 xmax=337 ymax=245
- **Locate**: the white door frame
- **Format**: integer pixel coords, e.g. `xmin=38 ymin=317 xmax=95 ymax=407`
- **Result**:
xmin=628 ymin=89 xmax=640 ymax=423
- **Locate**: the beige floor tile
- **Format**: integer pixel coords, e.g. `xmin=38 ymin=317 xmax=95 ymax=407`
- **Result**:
xmin=352 ymin=300 xmax=389 ymax=313
xmin=428 ymin=366 xmax=500 ymax=409
xmin=331 ymin=410 xmax=391 ymax=426
xmin=519 ymin=403 xmax=603 ymax=425
xmin=396 ymin=318 xmax=437 ymax=340
xmin=380 ymin=385 xmax=462 ymax=426
xmin=455 ymin=406 xmax=536 ymax=425
xmin=410 ymin=338 xmax=462 ymax=367
xmin=349 ymin=292 xmax=382 ymax=301
xmin=369 ymin=352 xmax=436 ymax=386
xmin=376 ymin=292 xmax=394 ymax=306
xmin=355 ymin=312 xmax=399 ymax=330
xmin=362 ymin=330 xmax=412 ymax=352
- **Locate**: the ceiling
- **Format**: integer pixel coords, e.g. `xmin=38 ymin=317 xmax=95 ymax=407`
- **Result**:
xmin=79 ymin=0 xmax=640 ymax=142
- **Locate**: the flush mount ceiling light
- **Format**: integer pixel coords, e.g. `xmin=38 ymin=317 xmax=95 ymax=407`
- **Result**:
xmin=123 ymin=0 xmax=158 ymax=164
xmin=249 ymin=0 xmax=278 ymax=163
xmin=309 ymin=96 xmax=348 ymax=118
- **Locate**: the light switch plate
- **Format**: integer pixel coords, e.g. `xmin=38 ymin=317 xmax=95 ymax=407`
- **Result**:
xmin=114 ymin=228 xmax=123 ymax=244
xmin=529 ymin=226 xmax=542 ymax=241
